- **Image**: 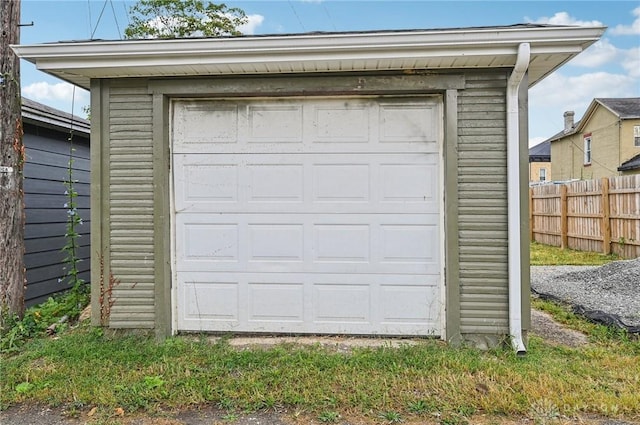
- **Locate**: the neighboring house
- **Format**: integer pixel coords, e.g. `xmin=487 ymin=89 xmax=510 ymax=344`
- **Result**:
xmin=528 ymin=140 xmax=551 ymax=183
xmin=22 ymin=98 xmax=91 ymax=306
xmin=15 ymin=24 xmax=604 ymax=351
xmin=548 ymin=98 xmax=640 ymax=181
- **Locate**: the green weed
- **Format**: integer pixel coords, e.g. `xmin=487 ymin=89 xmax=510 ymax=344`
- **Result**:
xmin=14 ymin=382 xmax=33 ymax=394
xmin=0 ymin=290 xmax=89 ymax=353
xmin=378 ymin=410 xmax=403 ymax=423
xmin=317 ymin=410 xmax=340 ymax=422
xmin=221 ymin=412 xmax=239 ymax=422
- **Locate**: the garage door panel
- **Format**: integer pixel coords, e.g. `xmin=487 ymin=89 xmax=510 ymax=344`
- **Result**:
xmin=248 ymin=282 xmax=305 ymax=323
xmin=380 ymin=283 xmax=440 ymax=324
xmin=379 ymin=102 xmax=439 ymax=143
xmin=174 ymin=153 xmax=439 ymax=214
xmin=380 ymin=163 xmax=438 ymax=203
xmin=249 ymin=224 xmax=304 ymax=262
xmin=182 ymin=223 xmax=240 ymax=262
xmin=173 ymin=97 xmax=442 ymax=336
xmin=173 ymin=103 xmax=239 ymax=146
xmin=247 ymin=164 xmax=305 ymax=203
xmin=380 ymin=224 xmax=438 ymax=264
xmin=180 ymin=281 xmax=240 ymax=323
xmin=177 ymin=272 xmax=440 ymax=335
xmin=246 ymin=104 xmax=304 ymax=144
xmin=313 ymin=164 xmax=370 ymax=202
xmin=176 ymin=213 xmax=439 ymax=275
xmin=307 ymin=103 xmax=370 ymax=143
xmin=173 ymin=99 xmax=440 ymax=154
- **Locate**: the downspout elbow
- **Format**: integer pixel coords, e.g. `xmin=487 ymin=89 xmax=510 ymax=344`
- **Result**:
xmin=507 ymin=43 xmax=530 ymax=355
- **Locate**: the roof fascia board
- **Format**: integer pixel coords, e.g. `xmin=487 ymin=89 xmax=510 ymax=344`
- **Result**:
xmin=14 ymin=26 xmax=604 ymax=56
xmin=12 ymin=25 xmax=605 ymax=90
xmin=29 ymin=46 xmax=523 ymax=71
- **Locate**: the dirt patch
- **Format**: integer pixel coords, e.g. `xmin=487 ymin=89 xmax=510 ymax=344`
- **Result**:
xmin=2 ymin=405 xmax=638 ymax=425
xmin=530 ymin=309 xmax=589 ymax=348
xmin=212 ymin=335 xmax=425 ymax=352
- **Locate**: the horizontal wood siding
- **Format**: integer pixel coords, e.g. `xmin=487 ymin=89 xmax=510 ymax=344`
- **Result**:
xmin=108 ymin=81 xmax=155 ymax=328
xmin=457 ymin=72 xmax=509 ymax=335
xmin=24 ymin=126 xmax=90 ymax=306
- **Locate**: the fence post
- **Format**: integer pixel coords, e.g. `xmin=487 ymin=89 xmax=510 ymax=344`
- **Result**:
xmin=601 ymin=177 xmax=611 ymax=254
xmin=560 ymin=184 xmax=568 ymax=249
xmin=529 ymin=187 xmax=534 ymax=241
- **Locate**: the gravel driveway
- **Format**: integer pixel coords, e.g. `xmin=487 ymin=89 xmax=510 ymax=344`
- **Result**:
xmin=531 ymin=259 xmax=640 ymax=332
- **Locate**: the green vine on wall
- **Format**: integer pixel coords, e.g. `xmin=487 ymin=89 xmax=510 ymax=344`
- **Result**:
xmin=60 ymin=129 xmax=87 ymax=315
xmin=59 ymin=89 xmax=89 ymax=316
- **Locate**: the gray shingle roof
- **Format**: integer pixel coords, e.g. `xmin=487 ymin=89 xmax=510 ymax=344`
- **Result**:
xmin=529 ymin=140 xmax=550 ymax=162
xmin=22 ymin=97 xmax=90 ymax=134
xmin=596 ymin=98 xmax=640 ymax=119
xmin=618 ymin=153 xmax=640 ymax=172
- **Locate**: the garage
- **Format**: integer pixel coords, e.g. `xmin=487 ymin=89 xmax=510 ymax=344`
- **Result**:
xmin=15 ymin=24 xmax=605 ymax=349
xmin=172 ymin=97 xmax=443 ymax=335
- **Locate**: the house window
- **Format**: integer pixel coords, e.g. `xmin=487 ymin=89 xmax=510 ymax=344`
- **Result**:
xmin=539 ymin=168 xmax=547 ymax=181
xmin=635 ymin=125 xmax=640 ymax=147
xmin=584 ymin=134 xmax=592 ymax=165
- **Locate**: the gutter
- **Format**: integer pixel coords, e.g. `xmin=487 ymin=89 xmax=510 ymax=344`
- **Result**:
xmin=506 ymin=42 xmax=530 ymax=355
xmin=11 ymin=25 xmax=605 ymax=90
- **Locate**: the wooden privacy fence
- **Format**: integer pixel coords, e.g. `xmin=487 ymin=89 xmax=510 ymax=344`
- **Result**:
xmin=530 ymin=175 xmax=640 ymax=258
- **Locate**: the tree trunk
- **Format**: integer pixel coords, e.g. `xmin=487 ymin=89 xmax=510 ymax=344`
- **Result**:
xmin=0 ymin=0 xmax=25 ymax=320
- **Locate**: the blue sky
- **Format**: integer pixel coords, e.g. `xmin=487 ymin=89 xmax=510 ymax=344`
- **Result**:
xmin=18 ymin=0 xmax=640 ymax=146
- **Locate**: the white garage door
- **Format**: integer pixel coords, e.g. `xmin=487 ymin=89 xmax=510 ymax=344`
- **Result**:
xmin=172 ymin=97 xmax=442 ymax=336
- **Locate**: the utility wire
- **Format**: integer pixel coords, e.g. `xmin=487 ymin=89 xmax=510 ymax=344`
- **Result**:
xmin=287 ymin=0 xmax=306 ymax=32
xmin=122 ymin=1 xmax=132 ymax=28
xmin=109 ymin=0 xmax=122 ymax=39
xmin=321 ymin=2 xmax=337 ymax=31
xmin=87 ymin=0 xmax=93 ymax=38
xmin=564 ymin=122 xmax=622 ymax=175
xmin=91 ymin=0 xmax=109 ymax=39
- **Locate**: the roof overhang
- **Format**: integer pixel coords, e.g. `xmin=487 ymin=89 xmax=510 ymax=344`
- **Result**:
xmin=22 ymin=98 xmax=90 ymax=135
xmin=12 ymin=25 xmax=605 ymax=90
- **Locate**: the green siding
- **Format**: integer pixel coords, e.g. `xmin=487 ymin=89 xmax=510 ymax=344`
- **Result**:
xmin=93 ymin=71 xmax=524 ymax=344
xmin=457 ymin=72 xmax=510 ymax=336
xmin=106 ymin=81 xmax=155 ymax=329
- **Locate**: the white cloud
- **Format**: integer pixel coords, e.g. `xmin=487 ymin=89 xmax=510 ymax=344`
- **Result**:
xmin=525 ymin=11 xmax=603 ymax=27
xmin=622 ymin=46 xmax=640 ymax=78
xmin=569 ymin=39 xmax=620 ymax=68
xmin=530 ymin=71 xmax=637 ymax=111
xmin=143 ymin=13 xmax=264 ymax=37
xmin=23 ymin=81 xmax=88 ymax=105
xmin=529 ymin=71 xmax=638 ymax=140
xmin=610 ymin=6 xmax=640 ymax=35
xmin=145 ymin=16 xmax=182 ymax=38
xmin=529 ymin=136 xmax=547 ymax=148
xmin=238 ymin=14 xmax=264 ymax=35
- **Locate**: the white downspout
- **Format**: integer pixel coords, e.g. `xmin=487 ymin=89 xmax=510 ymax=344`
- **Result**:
xmin=507 ymin=42 xmax=530 ymax=355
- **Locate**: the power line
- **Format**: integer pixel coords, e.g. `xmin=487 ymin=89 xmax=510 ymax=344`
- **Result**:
xmin=86 ymin=0 xmax=92 ymax=39
xmin=90 ymin=0 xmax=109 ymax=39
xmin=564 ymin=124 xmax=622 ymax=175
xmin=122 ymin=1 xmax=131 ymax=28
xmin=321 ymin=2 xmax=337 ymax=31
xmin=108 ymin=0 xmax=122 ymax=39
xmin=287 ymin=0 xmax=306 ymax=32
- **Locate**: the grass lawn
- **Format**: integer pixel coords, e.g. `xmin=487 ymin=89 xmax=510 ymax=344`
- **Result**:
xmin=1 ymin=242 xmax=637 ymax=424
xmin=530 ymin=242 xmax=620 ymax=266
